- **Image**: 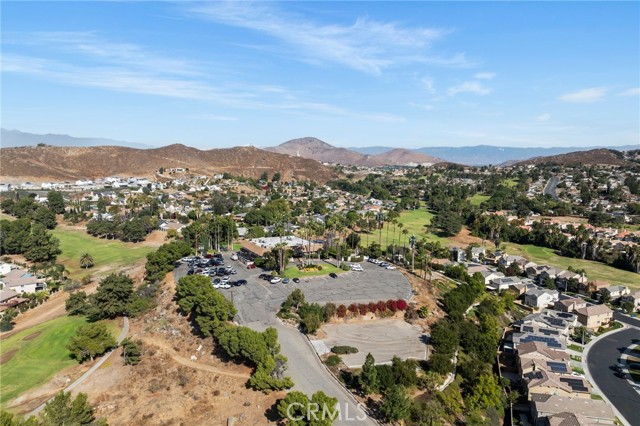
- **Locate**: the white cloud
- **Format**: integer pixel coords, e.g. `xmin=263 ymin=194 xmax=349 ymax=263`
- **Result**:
xmin=474 ymin=72 xmax=495 ymax=80
xmin=421 ymin=77 xmax=435 ymax=93
xmin=618 ymin=87 xmax=640 ymax=97
xmin=558 ymin=87 xmax=607 ymax=103
xmin=537 ymin=113 xmax=551 ymax=122
xmin=409 ymin=102 xmax=435 ymax=111
xmin=189 ymin=2 xmax=467 ymax=75
xmin=448 ymin=81 xmax=492 ymax=96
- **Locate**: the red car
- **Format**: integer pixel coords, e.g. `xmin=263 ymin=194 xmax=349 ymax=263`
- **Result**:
xmin=247 ymin=263 xmax=256 ymax=269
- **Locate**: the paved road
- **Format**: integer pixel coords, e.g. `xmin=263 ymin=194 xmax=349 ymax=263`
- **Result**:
xmin=29 ymin=317 xmax=129 ymax=417
xmin=543 ymin=176 xmax=559 ymax=200
xmin=586 ymin=323 xmax=640 ymax=426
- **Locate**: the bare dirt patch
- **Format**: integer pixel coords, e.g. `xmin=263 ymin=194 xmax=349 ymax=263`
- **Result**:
xmin=449 ymin=227 xmax=484 ymax=247
xmin=22 ymin=331 xmax=42 ymax=341
xmin=1 ymin=349 xmax=18 ymax=365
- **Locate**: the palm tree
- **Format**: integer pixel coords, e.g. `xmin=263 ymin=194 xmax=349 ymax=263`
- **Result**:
xmin=80 ymin=253 xmax=94 ymax=269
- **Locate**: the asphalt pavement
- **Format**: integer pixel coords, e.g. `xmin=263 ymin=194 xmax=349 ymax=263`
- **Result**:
xmin=585 ymin=319 xmax=640 ymax=426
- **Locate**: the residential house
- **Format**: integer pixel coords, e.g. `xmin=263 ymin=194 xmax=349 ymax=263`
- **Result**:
xmin=159 ymin=221 xmax=185 ymax=233
xmin=539 ymin=267 xmax=565 ymax=286
xmin=488 ymin=276 xmax=524 ymax=292
xmin=516 ymin=341 xmax=571 ymax=376
xmin=0 ymin=289 xmax=27 ymax=312
xmin=450 ymin=247 xmax=466 ymax=263
xmin=510 ymin=332 xmax=566 ymax=351
xmin=515 ymin=310 xmax=577 ymax=336
xmin=598 ymin=285 xmax=630 ymax=302
xmin=524 ymin=288 xmax=560 ymax=309
xmin=470 ymin=246 xmax=486 ymax=262
xmin=0 ymin=263 xmax=18 ymax=276
xmin=0 ymin=269 xmax=47 ymax=294
xmin=526 ymin=265 xmax=550 ymax=282
xmin=574 ymin=304 xmax=613 ymax=330
xmin=581 ymin=280 xmax=610 ymax=295
xmin=531 ymin=395 xmax=615 ymax=425
xmin=555 ymin=270 xmax=587 ymax=291
xmin=620 ymin=290 xmax=640 ymax=310
xmin=554 ymin=296 xmax=587 ymax=313
xmin=523 ymin=370 xmax=590 ymax=399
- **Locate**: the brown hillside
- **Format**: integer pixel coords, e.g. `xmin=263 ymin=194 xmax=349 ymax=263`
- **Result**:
xmin=371 ymin=148 xmax=443 ymax=166
xmin=0 ymin=144 xmax=336 ymax=183
xmin=266 ymin=137 xmax=444 ymax=166
xmin=514 ymin=148 xmax=632 ymax=167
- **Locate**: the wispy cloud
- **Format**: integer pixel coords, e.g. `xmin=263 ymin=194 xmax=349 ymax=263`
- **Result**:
xmin=409 ymin=102 xmax=435 ymax=111
xmin=188 ymin=2 xmax=466 ymax=75
xmin=2 ymin=32 xmax=403 ymax=123
xmin=558 ymin=87 xmax=607 ymax=103
xmin=421 ymin=77 xmax=436 ymax=93
xmin=618 ymin=87 xmax=640 ymax=97
xmin=536 ymin=113 xmax=551 ymax=122
xmin=474 ymin=72 xmax=495 ymax=80
xmin=448 ymin=81 xmax=492 ymax=96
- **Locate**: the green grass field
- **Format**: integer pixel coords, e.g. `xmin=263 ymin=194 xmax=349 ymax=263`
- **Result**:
xmin=503 ymin=178 xmax=519 ymax=188
xmin=358 ymin=208 xmax=453 ymax=249
xmin=51 ymin=227 xmax=155 ymax=279
xmin=504 ymin=243 xmax=640 ymax=288
xmin=1 ymin=316 xmax=121 ymax=407
xmin=283 ymin=263 xmax=343 ymax=279
xmin=468 ymin=194 xmax=491 ymax=206
xmin=0 ymin=212 xmax=16 ymax=222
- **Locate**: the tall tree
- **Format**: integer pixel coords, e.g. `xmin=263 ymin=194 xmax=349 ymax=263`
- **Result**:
xmin=40 ymin=391 xmax=102 ymax=426
xmin=80 ymin=253 xmax=94 ymax=269
xmin=91 ymin=273 xmax=134 ymax=319
xmin=359 ymin=353 xmax=378 ymax=395
xmin=380 ymin=385 xmax=412 ymax=423
xmin=67 ymin=322 xmax=116 ymax=362
xmin=46 ymin=191 xmax=65 ymax=215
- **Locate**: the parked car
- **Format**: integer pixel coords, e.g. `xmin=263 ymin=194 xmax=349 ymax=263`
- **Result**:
xmin=213 ymin=278 xmax=221 ymax=285
xmin=350 ymin=264 xmax=363 ymax=271
xmin=293 ymin=278 xmax=300 ymax=283
xmin=270 ymin=277 xmax=281 ymax=284
xmin=329 ymin=272 xmax=338 ymax=279
xmin=247 ymin=263 xmax=256 ymax=269
xmin=230 ymin=253 xmax=239 ymax=261
xmin=386 ymin=265 xmax=396 ymax=270
xmin=236 ymin=279 xmax=248 ymax=286
xmin=219 ymin=283 xmax=231 ymax=289
xmin=283 ymin=278 xmax=290 ymax=284
xmin=222 ymin=276 xmax=230 ymax=282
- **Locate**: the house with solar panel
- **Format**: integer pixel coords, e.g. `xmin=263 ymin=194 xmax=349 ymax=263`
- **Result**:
xmin=516 ymin=341 xmax=572 ymax=377
xmin=531 ymin=395 xmax=615 ymax=425
xmin=524 ymin=369 xmax=591 ymax=399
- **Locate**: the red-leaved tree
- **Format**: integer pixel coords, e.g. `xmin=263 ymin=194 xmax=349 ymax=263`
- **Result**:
xmin=387 ymin=299 xmax=398 ymax=312
xmin=337 ymin=304 xmax=347 ymax=318
xmin=358 ymin=304 xmax=368 ymax=316
xmin=348 ymin=303 xmax=358 ymax=314
xmin=396 ymin=299 xmax=408 ymax=311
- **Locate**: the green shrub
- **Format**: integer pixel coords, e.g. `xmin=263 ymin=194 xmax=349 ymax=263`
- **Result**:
xmin=331 ymin=345 xmax=359 ymax=355
xmin=325 ymin=355 xmax=342 ymax=367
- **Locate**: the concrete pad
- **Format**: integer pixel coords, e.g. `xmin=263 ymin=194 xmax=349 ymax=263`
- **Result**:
xmin=320 ymin=319 xmax=427 ymax=368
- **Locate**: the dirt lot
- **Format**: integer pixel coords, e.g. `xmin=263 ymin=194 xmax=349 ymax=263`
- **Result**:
xmin=10 ymin=272 xmax=283 ymax=425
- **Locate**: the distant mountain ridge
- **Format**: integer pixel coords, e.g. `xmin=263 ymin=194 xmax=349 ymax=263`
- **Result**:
xmin=1 ymin=128 xmax=154 ymax=149
xmin=350 ymin=144 xmax=640 ymax=166
xmin=265 ymin=137 xmax=444 ymax=166
xmin=0 ymin=144 xmax=335 ymax=183
xmin=513 ymin=148 xmax=636 ymax=167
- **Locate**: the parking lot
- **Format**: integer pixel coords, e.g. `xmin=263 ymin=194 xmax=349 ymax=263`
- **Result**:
xmin=178 ymin=256 xmax=414 ymax=328
xmin=313 ymin=320 xmax=428 ymax=368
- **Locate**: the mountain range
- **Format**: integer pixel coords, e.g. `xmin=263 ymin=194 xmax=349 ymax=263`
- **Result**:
xmin=0 ymin=144 xmax=335 ymax=183
xmin=265 ymin=137 xmax=444 ymax=166
xmin=1 ymin=128 xmax=153 ymax=149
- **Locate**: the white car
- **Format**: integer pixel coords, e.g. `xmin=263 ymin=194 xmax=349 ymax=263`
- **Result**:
xmin=219 ymin=283 xmax=231 ymax=289
xmin=230 ymin=253 xmax=239 ymax=261
xmin=270 ymin=277 xmax=282 ymax=284
xmin=350 ymin=264 xmax=363 ymax=271
xmin=386 ymin=265 xmax=396 ymax=270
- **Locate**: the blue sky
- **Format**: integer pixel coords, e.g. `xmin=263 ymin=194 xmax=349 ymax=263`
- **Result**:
xmin=2 ymin=1 xmax=639 ymax=149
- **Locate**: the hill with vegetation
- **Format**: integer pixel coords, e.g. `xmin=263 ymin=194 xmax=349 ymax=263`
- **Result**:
xmin=0 ymin=144 xmax=336 ymax=183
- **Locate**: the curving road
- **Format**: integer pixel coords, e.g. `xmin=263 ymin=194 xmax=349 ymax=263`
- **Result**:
xmin=543 ymin=176 xmax=559 ymax=200
xmin=585 ymin=314 xmax=640 ymax=426
xmin=28 ymin=317 xmax=129 ymax=418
